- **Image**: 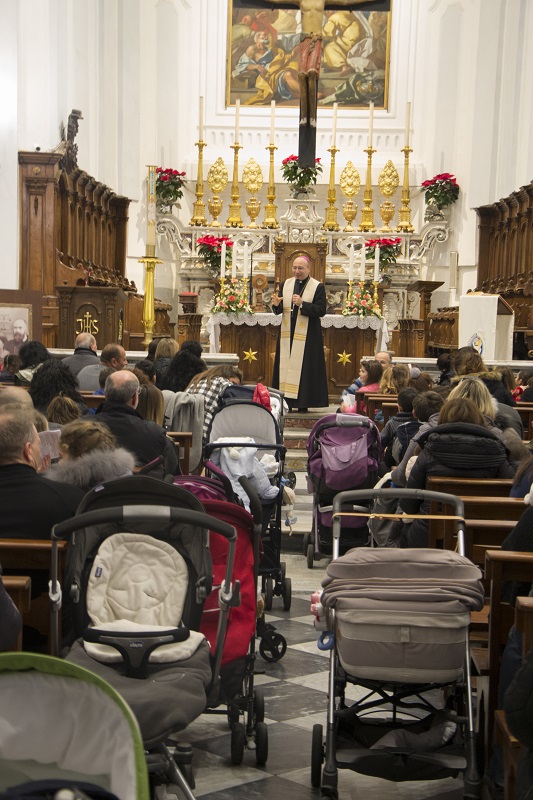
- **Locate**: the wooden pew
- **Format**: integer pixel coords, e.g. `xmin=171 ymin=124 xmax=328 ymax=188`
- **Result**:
xmin=495 ymin=596 xmax=533 ymax=799
xmin=0 ymin=540 xmax=68 ymax=653
xmin=426 ymin=476 xmax=514 ymax=498
xmin=2 ymin=576 xmax=31 ymax=651
xmin=79 ymin=392 xmax=104 ymax=410
xmin=515 ymin=404 xmax=533 ymax=440
xmin=472 ymin=551 xmax=533 ymax=767
xmin=361 ymin=392 xmax=397 ymax=419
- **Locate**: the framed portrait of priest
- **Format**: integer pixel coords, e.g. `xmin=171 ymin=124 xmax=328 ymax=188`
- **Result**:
xmin=0 ymin=290 xmax=42 ymax=359
xmin=227 ymin=0 xmax=392 ymax=109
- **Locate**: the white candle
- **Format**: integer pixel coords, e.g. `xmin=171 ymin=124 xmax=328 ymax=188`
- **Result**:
xmin=360 ymin=242 xmax=366 ymax=281
xmin=231 ymin=239 xmax=237 ymax=278
xmin=270 ymin=100 xmax=275 ymax=144
xmin=405 ymin=101 xmax=411 ymax=147
xmin=374 ymin=244 xmax=380 ymax=282
xmin=147 ymin=165 xmax=156 ymax=247
xmin=220 ymin=240 xmax=226 ymax=279
xmin=332 ymin=102 xmax=338 ymax=147
xmin=199 ymin=96 xmax=204 ymax=141
xmin=242 ymin=242 xmax=249 ymax=276
xmin=368 ymin=101 xmax=374 ymax=148
xmin=348 ymin=244 xmax=354 ymax=282
xmin=235 ymin=98 xmax=240 ymax=142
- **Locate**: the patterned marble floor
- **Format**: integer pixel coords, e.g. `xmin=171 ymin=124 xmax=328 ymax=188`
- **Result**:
xmin=180 ymin=592 xmax=466 ymax=800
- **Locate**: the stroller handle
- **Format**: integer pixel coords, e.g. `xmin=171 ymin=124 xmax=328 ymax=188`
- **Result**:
xmin=335 ymin=415 xmax=372 ymax=429
xmin=52 ymin=505 xmax=237 ymax=543
xmin=332 ymin=488 xmax=465 ymax=519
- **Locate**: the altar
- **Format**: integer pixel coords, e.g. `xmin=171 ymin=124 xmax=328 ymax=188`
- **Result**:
xmin=207 ymin=312 xmax=389 ymax=399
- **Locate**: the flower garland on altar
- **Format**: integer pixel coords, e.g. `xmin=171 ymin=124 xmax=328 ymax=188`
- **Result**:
xmin=342 ymin=282 xmax=382 ymax=319
xmin=211 ymin=278 xmax=252 ymax=314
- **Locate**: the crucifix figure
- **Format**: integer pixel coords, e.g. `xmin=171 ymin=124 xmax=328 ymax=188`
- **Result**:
xmin=243 ymin=0 xmax=385 ymax=167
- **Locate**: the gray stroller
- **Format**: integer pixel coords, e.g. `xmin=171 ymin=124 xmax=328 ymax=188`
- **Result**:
xmin=311 ymin=488 xmax=485 ymax=799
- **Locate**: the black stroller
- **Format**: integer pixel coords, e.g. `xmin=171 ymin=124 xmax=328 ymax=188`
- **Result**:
xmin=311 ymin=488 xmax=485 ymax=799
xmin=50 ymin=477 xmax=240 ymax=800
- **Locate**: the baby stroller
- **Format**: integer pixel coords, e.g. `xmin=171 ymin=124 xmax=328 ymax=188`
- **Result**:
xmin=50 ymin=478 xmax=239 ymax=800
xmin=172 ymin=472 xmax=287 ymax=766
xmin=311 ymin=488 xmax=485 ymax=800
xmin=0 ymin=652 xmax=149 ymax=800
xmin=205 ymin=398 xmax=291 ymax=612
xmin=304 ymin=414 xmax=381 ymax=568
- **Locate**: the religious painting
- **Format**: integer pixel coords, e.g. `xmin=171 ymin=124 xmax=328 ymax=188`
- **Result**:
xmin=227 ymin=0 xmax=392 ymax=110
xmin=0 ymin=290 xmax=42 ymax=359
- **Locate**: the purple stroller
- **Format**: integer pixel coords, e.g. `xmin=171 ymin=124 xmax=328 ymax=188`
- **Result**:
xmin=304 ymin=414 xmax=381 ymax=568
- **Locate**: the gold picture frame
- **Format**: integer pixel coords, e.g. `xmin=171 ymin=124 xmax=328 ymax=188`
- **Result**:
xmin=227 ymin=1 xmax=392 ymax=110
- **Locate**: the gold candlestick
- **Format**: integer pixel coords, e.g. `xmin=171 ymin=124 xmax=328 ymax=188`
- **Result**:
xmin=322 ymin=145 xmax=340 ymax=231
xmin=372 ymin=279 xmax=380 ymax=308
xmin=226 ymin=142 xmax=244 ymax=228
xmin=190 ymin=140 xmax=207 ymax=226
xmin=340 ymin=161 xmax=360 ymax=231
xmin=139 ymin=252 xmax=163 ymax=349
xmin=358 ymin=146 xmax=377 ymax=232
xmin=378 ymin=159 xmax=399 ymax=232
xmin=396 ymin=145 xmax=414 ymax=233
xmin=262 ymin=143 xmax=279 ymax=229
xmin=243 ymin=157 xmax=263 ymax=228
xmin=207 ymin=157 xmax=229 ymax=228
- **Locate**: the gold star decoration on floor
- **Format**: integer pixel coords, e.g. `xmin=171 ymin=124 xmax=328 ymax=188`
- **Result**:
xmin=337 ymin=351 xmax=351 ymax=366
xmin=243 ymin=347 xmax=258 ymax=363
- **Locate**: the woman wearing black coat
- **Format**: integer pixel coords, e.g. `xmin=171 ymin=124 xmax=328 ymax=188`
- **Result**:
xmin=400 ymin=398 xmax=515 ymax=547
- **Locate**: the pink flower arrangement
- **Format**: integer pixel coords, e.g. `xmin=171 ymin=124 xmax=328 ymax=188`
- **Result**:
xmin=342 ymin=282 xmax=382 ymax=319
xmin=211 ymin=278 xmax=252 ymax=314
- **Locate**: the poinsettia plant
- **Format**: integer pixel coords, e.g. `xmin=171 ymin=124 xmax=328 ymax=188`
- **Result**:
xmin=365 ymin=237 xmax=402 ymax=265
xmin=155 ymin=167 xmax=187 ymax=209
xmin=281 ymin=154 xmax=322 ymax=192
xmin=421 ymin=173 xmax=459 ymax=209
xmin=197 ymin=235 xmax=234 ymax=278
xmin=211 ymin=278 xmax=252 ymax=314
xmin=342 ymin=282 xmax=382 ymax=319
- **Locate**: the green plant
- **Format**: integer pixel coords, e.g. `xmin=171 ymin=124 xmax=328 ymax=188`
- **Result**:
xmin=156 ymin=167 xmax=187 ymax=208
xmin=421 ymin=173 xmax=459 ymax=209
xmin=281 ymin=155 xmax=322 ymax=192
xmin=197 ymin=235 xmax=233 ymax=278
xmin=365 ymin=237 xmax=402 ymax=265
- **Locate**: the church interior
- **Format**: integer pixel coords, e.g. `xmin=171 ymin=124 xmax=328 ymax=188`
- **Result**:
xmin=1 ymin=1 xmax=533 ymax=799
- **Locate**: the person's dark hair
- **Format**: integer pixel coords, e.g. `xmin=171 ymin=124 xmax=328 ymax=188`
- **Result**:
xmin=498 ymin=365 xmax=516 ymax=394
xmin=432 ymin=384 xmax=453 ymax=399
xmin=437 ymin=352 xmax=452 ymax=372
xmin=100 ymin=343 xmax=123 ymax=365
xmin=412 ymin=391 xmax=444 ymax=422
xmin=397 ymin=387 xmax=418 ymax=414
xmin=360 ymin=359 xmax=383 ymax=386
xmin=146 ymin=338 xmax=163 ymax=362
xmin=453 ymin=346 xmax=485 ymax=376
xmin=164 ymin=349 xmax=207 ymax=393
xmin=29 ymin=359 xmax=84 ymax=413
xmin=408 ymin=370 xmax=433 ymax=392
xmin=18 ymin=341 xmax=51 ymax=370
xmin=518 ymin=369 xmax=533 ymax=386
xmin=98 ymin=367 xmax=114 ymax=389
xmin=186 ymin=364 xmax=243 ymax=392
xmin=438 ymin=397 xmax=486 ymax=427
xmin=3 ymin=354 xmax=20 ymax=374
xmin=134 ymin=359 xmax=156 ymax=383
xmin=180 ymin=340 xmax=203 ymax=358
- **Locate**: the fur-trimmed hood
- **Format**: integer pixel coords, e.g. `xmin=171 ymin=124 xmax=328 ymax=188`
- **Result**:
xmin=47 ymin=447 xmax=135 ymax=492
xmin=451 ymin=368 xmax=502 ymax=384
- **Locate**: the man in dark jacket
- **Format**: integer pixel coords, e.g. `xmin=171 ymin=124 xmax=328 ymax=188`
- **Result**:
xmin=96 ymin=370 xmax=179 ymax=474
xmin=0 ymin=410 xmax=84 ymax=539
xmin=62 ymin=332 xmax=99 ymax=377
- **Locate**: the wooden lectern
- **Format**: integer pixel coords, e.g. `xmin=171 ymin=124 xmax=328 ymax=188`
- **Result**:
xmin=406 ymin=280 xmax=444 ymax=357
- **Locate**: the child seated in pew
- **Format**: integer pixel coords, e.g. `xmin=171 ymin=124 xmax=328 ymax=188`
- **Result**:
xmin=512 ymin=369 xmax=533 ymax=402
xmin=390 ymin=391 xmax=445 ymax=487
xmin=379 ymin=387 xmax=419 ymax=473
xmin=340 ymin=359 xmax=383 ymax=416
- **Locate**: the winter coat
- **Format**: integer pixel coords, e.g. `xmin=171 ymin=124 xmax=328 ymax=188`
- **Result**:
xmin=452 ymin=368 xmax=515 ymax=407
xmin=47 ymin=447 xmax=135 ymax=493
xmin=400 ymin=422 xmax=515 ymax=547
xmin=62 ymin=347 xmax=99 ymax=377
xmin=504 ymin=639 xmax=533 ymax=800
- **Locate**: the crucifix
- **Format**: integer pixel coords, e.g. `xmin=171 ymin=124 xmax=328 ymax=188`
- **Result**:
xmin=237 ymin=0 xmax=389 ymax=167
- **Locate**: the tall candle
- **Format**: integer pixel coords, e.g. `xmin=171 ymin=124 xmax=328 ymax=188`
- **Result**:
xmin=220 ymin=240 xmax=226 ymax=279
xmin=405 ymin=101 xmax=411 ymax=147
xmin=270 ymin=100 xmax=276 ymax=144
xmin=235 ymin=98 xmax=240 ymax=142
xmin=332 ymin=102 xmax=338 ymax=147
xmin=374 ymin=244 xmax=380 ymax=282
xmin=199 ymin=96 xmax=204 ymax=141
xmin=231 ymin=239 xmax=237 ymax=278
xmin=360 ymin=242 xmax=366 ymax=281
xmin=242 ymin=242 xmax=249 ymax=276
xmin=348 ymin=243 xmax=354 ymax=282
xmin=147 ymin=165 xmax=156 ymax=247
xmin=368 ymin=101 xmax=374 ymax=148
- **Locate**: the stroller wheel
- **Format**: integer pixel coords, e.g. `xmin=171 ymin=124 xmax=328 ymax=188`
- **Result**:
xmin=259 ymin=632 xmax=287 ymax=662
xmin=227 ymin=704 xmax=240 ymax=729
xmin=254 ymin=688 xmax=265 ymax=724
xmin=255 ymin=721 xmax=268 ymax=766
xmin=280 ymin=560 xmax=286 ymax=580
xmin=264 ymin=577 xmax=274 ymax=611
xmin=307 ymin=542 xmax=315 ymax=569
xmin=302 ymin=532 xmax=310 ymax=556
xmin=231 ymin=722 xmax=246 ymax=765
xmin=282 ymin=577 xmax=292 ymax=611
xmin=311 ymin=723 xmax=324 ymax=788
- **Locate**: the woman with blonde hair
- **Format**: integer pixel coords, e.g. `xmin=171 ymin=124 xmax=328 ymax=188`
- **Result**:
xmin=379 ymin=364 xmax=409 ymax=395
xmin=448 ymin=376 xmax=496 ymax=420
xmin=136 ymin=382 xmax=165 ymax=426
xmin=154 ymin=338 xmax=180 ymax=388
xmin=47 ymin=418 xmax=135 ymax=492
xmin=46 ymin=395 xmax=81 ymax=427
